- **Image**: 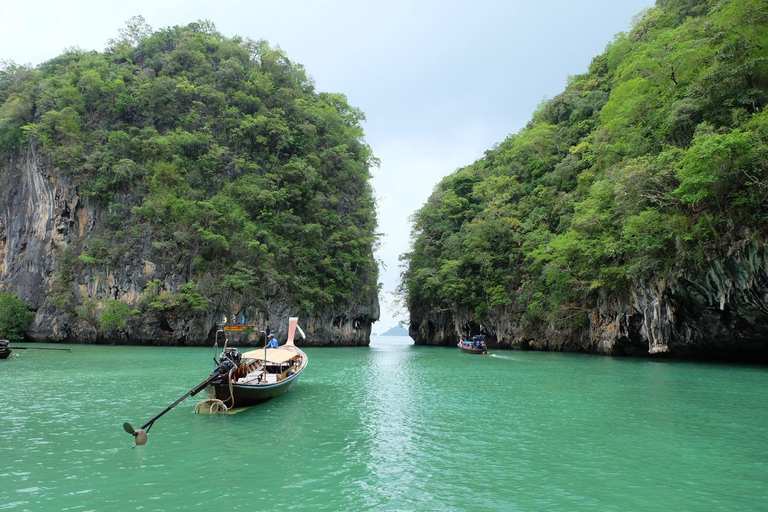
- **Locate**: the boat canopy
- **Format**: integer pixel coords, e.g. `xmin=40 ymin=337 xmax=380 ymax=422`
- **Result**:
xmin=241 ymin=347 xmax=298 ymax=364
xmin=224 ymin=325 xmax=255 ymax=332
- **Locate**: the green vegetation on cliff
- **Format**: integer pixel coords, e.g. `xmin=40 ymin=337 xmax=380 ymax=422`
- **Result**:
xmin=0 ymin=292 xmax=35 ymax=339
xmin=400 ymin=0 xmax=768 ymax=330
xmin=0 ymin=18 xmax=379 ymax=314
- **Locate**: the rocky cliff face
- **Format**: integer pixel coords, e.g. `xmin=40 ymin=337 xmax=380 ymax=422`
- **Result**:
xmin=0 ymin=146 xmax=379 ymax=346
xmin=410 ymin=239 xmax=768 ymax=361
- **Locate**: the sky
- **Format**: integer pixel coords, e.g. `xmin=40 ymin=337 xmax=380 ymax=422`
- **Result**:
xmin=1 ymin=0 xmax=657 ymax=332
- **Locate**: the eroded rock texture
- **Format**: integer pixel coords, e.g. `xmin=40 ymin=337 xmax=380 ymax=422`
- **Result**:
xmin=410 ymin=241 xmax=768 ymax=361
xmin=0 ymin=146 xmax=379 ymax=346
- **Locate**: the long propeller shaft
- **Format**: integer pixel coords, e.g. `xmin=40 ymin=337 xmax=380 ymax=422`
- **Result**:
xmin=124 ymin=368 xmax=226 ymax=445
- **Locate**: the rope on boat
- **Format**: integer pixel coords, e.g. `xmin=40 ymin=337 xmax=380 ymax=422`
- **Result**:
xmin=225 ymin=369 xmax=236 ymax=409
xmin=194 ymin=398 xmax=228 ymax=414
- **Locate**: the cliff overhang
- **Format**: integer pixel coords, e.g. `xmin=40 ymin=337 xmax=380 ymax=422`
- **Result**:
xmin=410 ymin=239 xmax=768 ymax=362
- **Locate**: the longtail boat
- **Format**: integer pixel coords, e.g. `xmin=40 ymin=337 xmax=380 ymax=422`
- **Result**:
xmin=123 ymin=316 xmax=309 ymax=445
xmin=0 ymin=341 xmax=71 ymax=357
xmin=204 ymin=316 xmax=308 ymax=408
xmin=458 ymin=335 xmax=488 ymax=354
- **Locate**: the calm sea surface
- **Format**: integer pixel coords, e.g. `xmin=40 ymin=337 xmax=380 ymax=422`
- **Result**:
xmin=1 ymin=335 xmax=767 ymax=511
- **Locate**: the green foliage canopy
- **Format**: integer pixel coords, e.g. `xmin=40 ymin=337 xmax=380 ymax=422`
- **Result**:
xmin=400 ymin=0 xmax=768 ymax=329
xmin=0 ymin=292 xmax=35 ymax=339
xmin=0 ymin=18 xmax=379 ymax=315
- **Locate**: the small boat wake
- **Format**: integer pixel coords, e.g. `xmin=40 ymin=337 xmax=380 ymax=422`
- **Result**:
xmin=489 ymin=353 xmax=518 ymax=361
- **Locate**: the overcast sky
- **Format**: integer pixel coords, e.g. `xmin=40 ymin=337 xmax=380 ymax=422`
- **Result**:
xmin=1 ymin=0 xmax=656 ymax=332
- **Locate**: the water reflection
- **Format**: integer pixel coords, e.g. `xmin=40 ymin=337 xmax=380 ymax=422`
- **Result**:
xmin=369 ymin=335 xmax=416 ymax=351
xmin=356 ymin=336 xmax=422 ymax=506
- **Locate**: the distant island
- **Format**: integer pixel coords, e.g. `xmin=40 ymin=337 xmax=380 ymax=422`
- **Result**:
xmin=379 ymin=325 xmax=408 ymax=336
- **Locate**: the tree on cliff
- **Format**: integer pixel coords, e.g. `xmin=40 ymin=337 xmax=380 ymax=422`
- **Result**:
xmin=0 ymin=18 xmax=380 ymax=338
xmin=400 ymin=0 xmax=768 ymax=345
xmin=0 ymin=292 xmax=35 ymax=340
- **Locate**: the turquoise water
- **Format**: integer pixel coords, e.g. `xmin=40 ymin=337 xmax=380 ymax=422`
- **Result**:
xmin=1 ymin=336 xmax=767 ymax=511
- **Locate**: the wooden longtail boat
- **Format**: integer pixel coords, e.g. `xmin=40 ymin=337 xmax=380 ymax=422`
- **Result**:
xmin=123 ymin=317 xmax=308 ymax=445
xmin=0 ymin=340 xmax=11 ymax=359
xmin=458 ymin=335 xmax=488 ymax=354
xmin=205 ymin=317 xmax=308 ymax=408
xmin=0 ymin=341 xmax=70 ymax=357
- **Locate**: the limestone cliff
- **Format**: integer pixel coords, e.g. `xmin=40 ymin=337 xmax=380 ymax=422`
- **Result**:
xmin=409 ymin=239 xmax=768 ymax=361
xmin=0 ymin=145 xmax=379 ymax=346
xmin=403 ymin=1 xmax=768 ymax=362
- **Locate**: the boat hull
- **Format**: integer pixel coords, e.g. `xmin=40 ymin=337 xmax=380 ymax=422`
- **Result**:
xmin=458 ymin=343 xmax=488 ymax=354
xmin=206 ymin=373 xmax=301 ymax=407
xmin=0 ymin=340 xmax=10 ymax=359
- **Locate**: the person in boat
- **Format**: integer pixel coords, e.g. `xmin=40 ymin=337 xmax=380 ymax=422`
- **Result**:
xmin=267 ymin=334 xmax=279 ymax=348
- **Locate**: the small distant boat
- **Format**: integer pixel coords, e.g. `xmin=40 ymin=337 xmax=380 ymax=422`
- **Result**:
xmin=0 ymin=340 xmax=11 ymax=359
xmin=0 ymin=341 xmax=71 ymax=357
xmin=458 ymin=335 xmax=488 ymax=354
xmin=205 ymin=317 xmax=308 ymax=408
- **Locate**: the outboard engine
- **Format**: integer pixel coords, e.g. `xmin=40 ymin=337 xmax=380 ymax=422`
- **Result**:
xmin=221 ymin=347 xmax=241 ymax=365
xmin=215 ymin=347 xmax=241 ymax=375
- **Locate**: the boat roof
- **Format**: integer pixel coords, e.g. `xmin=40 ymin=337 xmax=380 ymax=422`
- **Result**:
xmin=224 ymin=325 xmax=255 ymax=332
xmin=241 ymin=347 xmax=298 ymax=364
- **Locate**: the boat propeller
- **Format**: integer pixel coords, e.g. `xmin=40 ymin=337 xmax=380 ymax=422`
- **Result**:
xmin=123 ymin=423 xmax=148 ymax=445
